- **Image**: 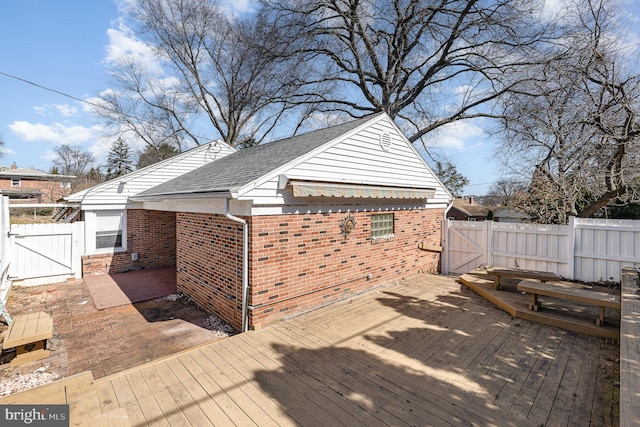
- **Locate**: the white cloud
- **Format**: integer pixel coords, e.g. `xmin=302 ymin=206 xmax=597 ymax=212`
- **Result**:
xmin=104 ymin=20 xmax=162 ymax=74
xmin=31 ymin=103 xmax=79 ymax=117
xmin=55 ymin=104 xmax=78 ymax=117
xmin=9 ymin=121 xmax=101 ymax=145
xmin=423 ymin=120 xmax=485 ymax=151
xmin=540 ymin=0 xmax=567 ymax=21
xmin=220 ymin=0 xmax=256 ymax=17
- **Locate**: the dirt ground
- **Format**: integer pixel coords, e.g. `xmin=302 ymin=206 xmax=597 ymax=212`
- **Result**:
xmin=0 ymin=277 xmax=233 ymax=396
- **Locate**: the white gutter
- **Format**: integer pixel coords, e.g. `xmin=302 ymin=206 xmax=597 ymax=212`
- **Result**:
xmin=224 ymin=198 xmax=249 ymax=332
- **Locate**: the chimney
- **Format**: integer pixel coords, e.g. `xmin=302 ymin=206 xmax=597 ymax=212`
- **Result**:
xmin=468 ymin=196 xmax=474 ymax=205
xmin=10 ymin=162 xmax=17 ymax=170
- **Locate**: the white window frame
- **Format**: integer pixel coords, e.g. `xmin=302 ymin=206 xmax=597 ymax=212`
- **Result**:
xmin=86 ymin=210 xmax=126 ymax=253
xmin=11 ymin=178 xmax=20 ymax=187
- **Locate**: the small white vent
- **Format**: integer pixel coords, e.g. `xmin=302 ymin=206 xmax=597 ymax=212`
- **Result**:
xmin=380 ymin=133 xmax=392 ymax=151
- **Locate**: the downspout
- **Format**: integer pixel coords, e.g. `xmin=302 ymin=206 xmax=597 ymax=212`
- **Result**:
xmin=224 ymin=198 xmax=249 ymax=333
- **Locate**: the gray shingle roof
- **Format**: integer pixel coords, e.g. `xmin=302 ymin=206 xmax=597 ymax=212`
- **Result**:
xmin=136 ymin=113 xmax=383 ymax=198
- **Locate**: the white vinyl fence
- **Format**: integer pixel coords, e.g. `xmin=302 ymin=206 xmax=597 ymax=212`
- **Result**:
xmin=442 ymin=217 xmax=640 ymax=283
xmin=0 ymin=197 xmax=85 ymax=298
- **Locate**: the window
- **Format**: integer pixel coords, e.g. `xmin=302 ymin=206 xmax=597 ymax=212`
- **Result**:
xmin=11 ymin=178 xmax=20 ymax=187
xmin=96 ymin=210 xmax=124 ymax=250
xmin=60 ymin=182 xmax=71 ymax=189
xmin=371 ymin=213 xmax=394 ymax=239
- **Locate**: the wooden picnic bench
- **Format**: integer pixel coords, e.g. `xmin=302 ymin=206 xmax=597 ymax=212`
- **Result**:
xmin=2 ymin=311 xmax=53 ymax=366
xmin=517 ymin=280 xmax=621 ymax=326
xmin=487 ymin=266 xmax=560 ymax=290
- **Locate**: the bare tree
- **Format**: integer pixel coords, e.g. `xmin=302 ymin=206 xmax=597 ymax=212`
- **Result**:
xmin=260 ymin=0 xmax=555 ymax=143
xmin=52 ymin=145 xmax=96 ymax=191
xmin=497 ymin=0 xmax=640 ymax=223
xmin=97 ymin=0 xmax=307 ymax=150
xmin=485 ymin=178 xmax=528 ymax=207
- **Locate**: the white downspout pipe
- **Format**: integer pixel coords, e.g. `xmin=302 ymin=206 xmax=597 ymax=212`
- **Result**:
xmin=224 ymin=199 xmax=249 ymax=332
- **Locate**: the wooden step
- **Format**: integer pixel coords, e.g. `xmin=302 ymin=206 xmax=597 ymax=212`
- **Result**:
xmin=0 ymin=371 xmax=94 ymax=405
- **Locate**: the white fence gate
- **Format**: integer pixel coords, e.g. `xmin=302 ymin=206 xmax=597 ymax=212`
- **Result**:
xmin=443 ymin=217 xmax=640 ymax=283
xmin=8 ymin=222 xmax=84 ymax=287
xmin=0 ymin=197 xmax=85 ymax=302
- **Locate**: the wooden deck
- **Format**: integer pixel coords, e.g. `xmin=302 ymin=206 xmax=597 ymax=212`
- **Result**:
xmin=460 ymin=271 xmax=621 ymax=339
xmin=1 ymin=274 xmax=618 ymax=426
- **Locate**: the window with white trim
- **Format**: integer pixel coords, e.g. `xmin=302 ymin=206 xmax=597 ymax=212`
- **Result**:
xmin=96 ymin=210 xmax=124 ymax=250
xmin=371 ymin=213 xmax=394 ymax=239
xmin=11 ymin=178 xmax=20 ymax=187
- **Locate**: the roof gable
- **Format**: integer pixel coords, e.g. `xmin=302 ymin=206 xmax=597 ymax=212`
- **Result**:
xmin=136 ymin=114 xmax=383 ymax=198
xmin=67 ymin=140 xmax=235 ymax=204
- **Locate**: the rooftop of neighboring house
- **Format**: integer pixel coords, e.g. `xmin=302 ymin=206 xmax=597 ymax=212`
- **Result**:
xmin=451 ymin=197 xmax=495 ymax=218
xmin=0 ymin=164 xmax=76 ymax=180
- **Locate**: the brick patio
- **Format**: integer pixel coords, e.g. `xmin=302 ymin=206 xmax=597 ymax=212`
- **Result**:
xmin=0 ymin=272 xmax=227 ymax=380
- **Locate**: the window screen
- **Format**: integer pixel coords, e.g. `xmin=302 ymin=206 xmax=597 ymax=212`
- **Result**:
xmin=371 ymin=213 xmax=394 ymax=238
xmin=96 ymin=210 xmax=124 ymax=249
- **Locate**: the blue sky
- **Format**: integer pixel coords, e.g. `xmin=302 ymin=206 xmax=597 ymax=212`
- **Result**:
xmin=0 ymin=0 xmax=638 ymax=196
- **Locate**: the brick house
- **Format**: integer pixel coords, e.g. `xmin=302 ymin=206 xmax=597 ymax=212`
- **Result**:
xmin=0 ymin=166 xmax=75 ymax=203
xmin=68 ymin=113 xmax=452 ymax=331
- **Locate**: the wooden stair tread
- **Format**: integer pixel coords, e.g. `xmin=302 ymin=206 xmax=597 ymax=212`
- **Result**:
xmin=2 ymin=311 xmax=53 ymax=349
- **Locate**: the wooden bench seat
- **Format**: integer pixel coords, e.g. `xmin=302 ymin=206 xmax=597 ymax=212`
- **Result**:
xmin=517 ymin=280 xmax=621 ymax=326
xmin=2 ymin=311 xmax=53 ymax=366
xmin=487 ymin=266 xmax=560 ymax=290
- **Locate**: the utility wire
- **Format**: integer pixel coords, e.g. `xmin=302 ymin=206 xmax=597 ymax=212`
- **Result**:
xmin=0 ymin=70 xmax=103 ymax=109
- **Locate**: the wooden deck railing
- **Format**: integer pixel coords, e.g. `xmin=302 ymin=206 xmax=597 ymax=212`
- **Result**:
xmin=620 ymin=267 xmax=640 ymax=427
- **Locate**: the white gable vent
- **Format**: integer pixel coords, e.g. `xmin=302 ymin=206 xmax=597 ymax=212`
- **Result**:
xmin=379 ymin=132 xmax=392 ymax=151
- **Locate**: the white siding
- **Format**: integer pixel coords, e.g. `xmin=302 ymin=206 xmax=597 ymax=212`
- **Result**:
xmin=240 ymin=116 xmax=451 ymax=206
xmin=68 ymin=141 xmax=235 ymax=207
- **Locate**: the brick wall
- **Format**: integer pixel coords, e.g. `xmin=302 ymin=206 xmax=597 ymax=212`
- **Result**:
xmin=82 ymin=209 xmax=176 ymax=276
xmin=175 ymin=208 xmax=443 ymax=331
xmin=0 ymin=178 xmax=71 ymax=202
xmin=248 ymin=208 xmax=443 ymax=328
xmin=176 ymin=213 xmax=245 ymax=330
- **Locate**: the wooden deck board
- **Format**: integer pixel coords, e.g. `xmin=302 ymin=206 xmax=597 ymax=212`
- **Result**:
xmin=175 ymin=355 xmax=255 ymax=426
xmin=125 ymin=370 xmax=172 ymax=427
xmin=194 ymin=345 xmax=291 ymax=426
xmin=107 ymin=375 xmax=147 ymax=427
xmin=527 ymin=331 xmax=577 ymax=426
xmin=269 ymin=314 xmax=534 ymax=427
xmin=153 ymin=362 xmax=215 ymax=426
xmin=555 ymin=335 xmax=595 ymax=426
xmin=492 ymin=322 xmax=557 ymax=410
xmin=6 ymin=273 xmax=616 ymax=426
xmin=166 ymin=357 xmax=235 ymax=426
xmin=509 ymin=329 xmax=565 ymax=418
xmin=263 ymin=322 xmax=468 ymax=426
xmin=233 ymin=332 xmax=396 ymax=427
xmin=208 ymin=338 xmax=346 ymax=426
xmin=249 ymin=327 xmax=424 ymax=426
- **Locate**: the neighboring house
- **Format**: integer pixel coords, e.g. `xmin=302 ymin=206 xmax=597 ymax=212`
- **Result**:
xmin=0 ymin=166 xmax=75 ymax=203
xmin=68 ymin=113 xmax=452 ymax=331
xmin=447 ymin=197 xmax=494 ymax=221
xmin=65 ymin=140 xmax=236 ymax=269
xmin=493 ymin=208 xmax=533 ymax=223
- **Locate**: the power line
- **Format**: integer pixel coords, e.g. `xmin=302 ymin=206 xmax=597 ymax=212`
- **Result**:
xmin=0 ymin=70 xmax=102 ymax=109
